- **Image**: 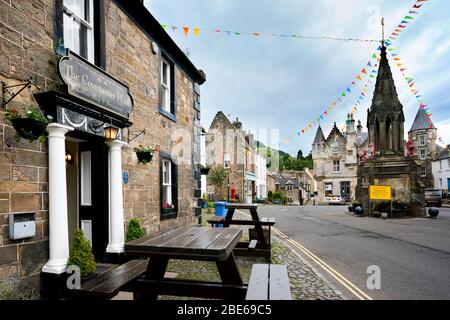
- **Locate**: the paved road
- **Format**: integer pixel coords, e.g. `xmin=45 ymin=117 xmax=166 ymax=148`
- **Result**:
xmin=255 ymin=204 xmax=450 ymax=300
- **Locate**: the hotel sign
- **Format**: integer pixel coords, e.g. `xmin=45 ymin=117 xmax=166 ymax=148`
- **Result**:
xmin=59 ymin=50 xmax=133 ymax=119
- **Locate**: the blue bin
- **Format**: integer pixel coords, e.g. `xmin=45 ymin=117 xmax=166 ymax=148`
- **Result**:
xmin=214 ymin=201 xmax=228 ymax=227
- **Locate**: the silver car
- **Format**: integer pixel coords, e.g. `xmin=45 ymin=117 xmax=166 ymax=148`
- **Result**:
xmin=325 ymin=195 xmax=346 ymax=205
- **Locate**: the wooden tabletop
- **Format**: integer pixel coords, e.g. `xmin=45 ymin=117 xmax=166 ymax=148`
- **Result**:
xmin=125 ymin=226 xmax=242 ymax=261
xmin=226 ymin=203 xmax=258 ymax=209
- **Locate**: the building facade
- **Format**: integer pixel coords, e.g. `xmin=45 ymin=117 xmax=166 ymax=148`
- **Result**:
xmin=0 ymin=0 xmax=205 ymax=298
xmin=407 ymin=108 xmax=438 ymax=188
xmin=205 ymin=112 xmax=259 ymax=203
xmin=255 ymin=152 xmax=267 ymax=201
xmin=432 ymin=145 xmax=450 ymax=193
xmin=312 ymin=115 xmax=368 ymax=204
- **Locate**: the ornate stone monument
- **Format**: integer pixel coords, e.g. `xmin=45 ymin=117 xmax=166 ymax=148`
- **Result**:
xmin=356 ymin=22 xmax=426 ymax=217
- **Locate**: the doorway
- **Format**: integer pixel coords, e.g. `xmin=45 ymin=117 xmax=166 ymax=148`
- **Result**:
xmin=340 ymin=181 xmax=351 ymax=202
xmin=66 ymin=134 xmax=109 ymax=262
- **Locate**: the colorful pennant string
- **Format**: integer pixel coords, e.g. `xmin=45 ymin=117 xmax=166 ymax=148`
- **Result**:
xmin=161 ymin=24 xmax=381 ymax=43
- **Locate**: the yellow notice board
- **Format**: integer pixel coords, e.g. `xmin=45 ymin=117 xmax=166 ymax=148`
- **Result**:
xmin=369 ymin=185 xmax=392 ymax=200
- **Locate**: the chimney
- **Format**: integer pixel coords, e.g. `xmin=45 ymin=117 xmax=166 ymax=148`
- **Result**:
xmin=346 ymin=114 xmax=355 ymax=134
xmin=357 ymin=120 xmax=362 ymax=136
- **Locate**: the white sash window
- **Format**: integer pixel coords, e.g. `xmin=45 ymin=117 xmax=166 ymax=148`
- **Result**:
xmin=63 ymin=0 xmax=94 ymax=62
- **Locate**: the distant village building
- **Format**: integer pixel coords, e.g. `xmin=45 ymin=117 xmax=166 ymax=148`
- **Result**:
xmin=206 ymin=112 xmax=265 ymax=203
xmin=432 ymin=145 xmax=450 ymax=193
xmin=312 ymin=115 xmax=368 ymax=204
xmin=274 ymin=170 xmax=314 ymax=205
xmin=407 ymin=108 xmax=439 ymax=188
xmin=267 ymin=172 xmax=276 ymax=196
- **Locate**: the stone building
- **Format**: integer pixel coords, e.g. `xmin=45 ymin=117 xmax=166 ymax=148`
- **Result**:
xmin=205 ymin=112 xmax=259 ymax=203
xmin=312 ymin=115 xmax=368 ymax=204
xmin=274 ymin=172 xmax=302 ymax=205
xmin=0 ymin=0 xmax=205 ymax=298
xmin=407 ymin=108 xmax=438 ymax=187
xmin=432 ymin=145 xmax=450 ymax=192
xmin=356 ymin=44 xmax=426 ymax=217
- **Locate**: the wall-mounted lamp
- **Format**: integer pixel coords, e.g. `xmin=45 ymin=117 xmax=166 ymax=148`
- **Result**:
xmin=104 ymin=126 xmax=119 ymax=141
xmin=65 ymin=152 xmax=73 ymax=164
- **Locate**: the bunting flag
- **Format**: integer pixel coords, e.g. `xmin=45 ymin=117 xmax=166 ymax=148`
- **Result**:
xmin=278 ymin=0 xmax=430 ymax=145
xmin=161 ymin=23 xmax=381 ymax=42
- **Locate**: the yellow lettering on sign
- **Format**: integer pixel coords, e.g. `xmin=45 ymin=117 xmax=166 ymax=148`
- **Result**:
xmin=369 ymin=185 xmax=392 ymax=200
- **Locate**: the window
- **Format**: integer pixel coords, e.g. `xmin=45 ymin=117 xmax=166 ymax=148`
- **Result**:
xmin=448 ymin=159 xmax=450 ymax=169
xmin=286 ymin=184 xmax=293 ymax=191
xmin=439 ymin=161 xmax=442 ymax=170
xmin=332 ymin=141 xmax=339 ymax=153
xmin=325 ymin=183 xmax=333 ymax=197
xmin=420 ymin=149 xmax=426 ymax=160
xmin=63 ymin=0 xmax=94 ymax=62
xmin=419 ymin=135 xmax=426 ymax=146
xmin=275 ymin=183 xmax=280 ymax=191
xmin=159 ymin=55 xmax=175 ymax=117
xmin=333 ymin=160 xmax=340 ymax=172
xmin=421 ymin=166 xmax=426 ymax=177
xmin=439 ymin=178 xmax=443 ymax=188
xmin=160 ymin=155 xmax=178 ymax=219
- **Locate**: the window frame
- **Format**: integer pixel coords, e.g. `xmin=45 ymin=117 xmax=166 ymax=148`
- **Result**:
xmin=421 ymin=166 xmax=427 ymax=177
xmin=419 ymin=135 xmax=426 ymax=146
xmin=333 ymin=160 xmax=340 ymax=173
xmin=158 ymin=53 xmax=176 ymax=120
xmin=419 ymin=149 xmax=426 ymax=160
xmin=62 ymin=0 xmax=95 ymax=62
xmin=160 ymin=152 xmax=178 ymax=220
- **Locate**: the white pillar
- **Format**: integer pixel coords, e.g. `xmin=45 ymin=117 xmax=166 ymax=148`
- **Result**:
xmin=106 ymin=140 xmax=127 ymax=253
xmin=42 ymin=123 xmax=74 ymax=274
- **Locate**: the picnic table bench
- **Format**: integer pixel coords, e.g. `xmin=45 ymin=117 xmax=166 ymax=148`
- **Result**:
xmin=125 ymin=226 xmax=248 ymax=300
xmin=246 ymin=264 xmax=292 ymax=300
xmin=207 ymin=204 xmax=275 ymax=260
xmin=71 ymin=259 xmax=148 ymax=300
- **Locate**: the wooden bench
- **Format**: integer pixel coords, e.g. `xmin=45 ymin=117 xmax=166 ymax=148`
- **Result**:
xmin=207 ymin=205 xmax=276 ymax=261
xmin=246 ymin=264 xmax=292 ymax=300
xmin=72 ymin=259 xmax=148 ymax=300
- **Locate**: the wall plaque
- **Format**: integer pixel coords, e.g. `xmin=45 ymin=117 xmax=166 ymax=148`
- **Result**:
xmin=59 ymin=50 xmax=133 ymax=119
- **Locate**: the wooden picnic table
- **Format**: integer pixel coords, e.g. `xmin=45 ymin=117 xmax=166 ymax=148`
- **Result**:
xmin=125 ymin=226 xmax=247 ymax=300
xmin=207 ymin=203 xmax=275 ymax=260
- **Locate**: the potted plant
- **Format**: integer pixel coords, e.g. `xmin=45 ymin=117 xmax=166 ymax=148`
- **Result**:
xmin=126 ymin=218 xmax=145 ymax=242
xmin=162 ymin=201 xmax=174 ymax=215
xmin=134 ymin=146 xmax=154 ymax=164
xmin=207 ymin=201 xmax=214 ymax=214
xmin=4 ymin=106 xmax=51 ymax=143
xmin=202 ymin=193 xmax=208 ymax=208
xmin=67 ymin=229 xmax=96 ymax=281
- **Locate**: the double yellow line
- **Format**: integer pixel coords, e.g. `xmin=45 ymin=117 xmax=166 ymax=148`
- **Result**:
xmin=272 ymin=227 xmax=373 ymax=300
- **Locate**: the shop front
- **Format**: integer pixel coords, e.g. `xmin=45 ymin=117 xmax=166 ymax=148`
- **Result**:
xmin=37 ymin=50 xmax=133 ymax=296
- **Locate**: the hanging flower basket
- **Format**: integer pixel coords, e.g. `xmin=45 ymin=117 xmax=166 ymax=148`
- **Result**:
xmin=134 ymin=146 xmax=154 ymax=164
xmin=11 ymin=118 xmax=48 ymax=141
xmin=5 ymin=107 xmax=50 ymax=143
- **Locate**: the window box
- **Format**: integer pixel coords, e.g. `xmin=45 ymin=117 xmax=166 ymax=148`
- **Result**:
xmin=162 ymin=207 xmax=174 ymax=215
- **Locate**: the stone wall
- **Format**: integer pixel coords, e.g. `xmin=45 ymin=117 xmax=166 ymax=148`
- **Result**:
xmin=0 ymin=0 xmax=58 ymax=298
xmin=0 ymin=0 xmax=200 ymax=298
xmin=105 ymin=0 xmax=198 ymax=233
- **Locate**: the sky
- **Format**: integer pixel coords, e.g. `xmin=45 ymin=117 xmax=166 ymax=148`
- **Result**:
xmin=144 ymin=0 xmax=450 ymax=156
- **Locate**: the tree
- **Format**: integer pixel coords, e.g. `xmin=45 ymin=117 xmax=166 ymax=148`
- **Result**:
xmin=207 ymin=166 xmax=228 ymax=201
xmin=297 ymin=149 xmax=304 ymax=159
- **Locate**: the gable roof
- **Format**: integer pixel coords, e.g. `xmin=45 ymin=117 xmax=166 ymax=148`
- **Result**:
xmin=433 ymin=145 xmax=450 ymax=161
xmin=409 ymin=108 xmax=436 ymax=132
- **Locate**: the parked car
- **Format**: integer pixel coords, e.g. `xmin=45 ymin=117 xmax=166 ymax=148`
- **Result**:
xmin=325 ymin=195 xmax=346 ymax=205
xmin=424 ymin=188 xmax=442 ymax=207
